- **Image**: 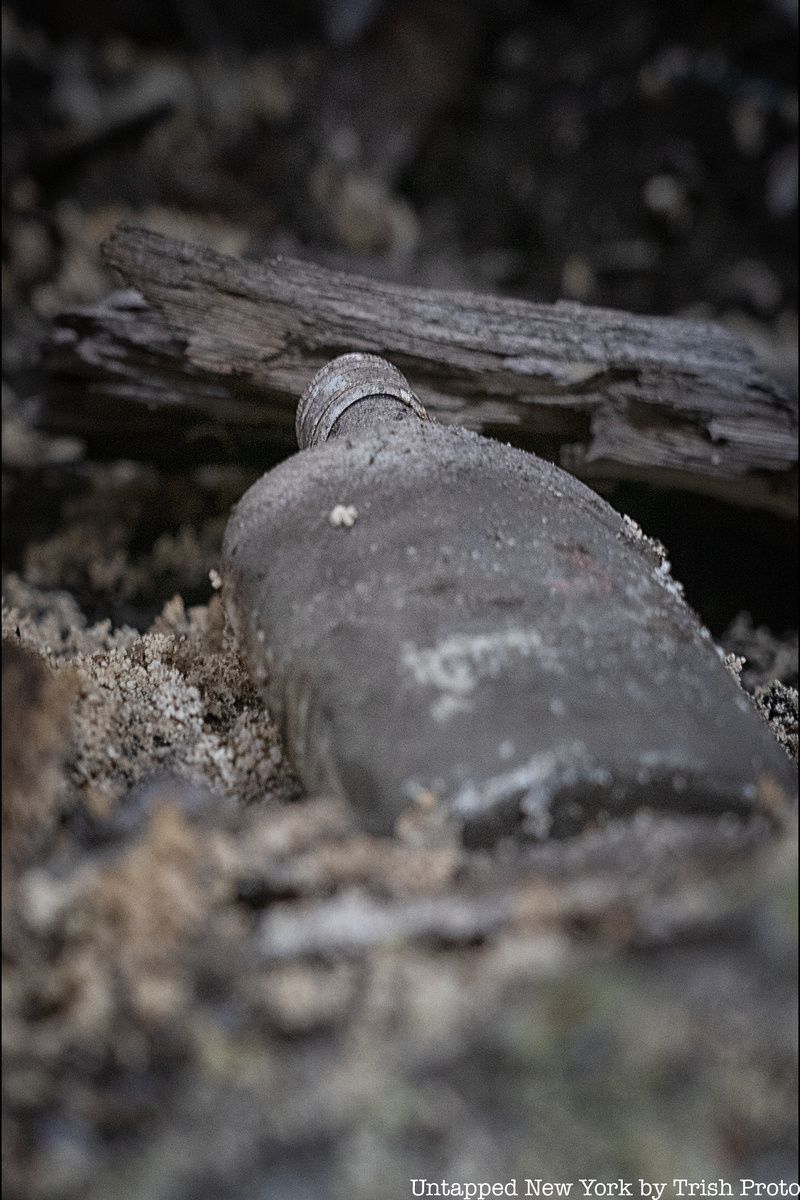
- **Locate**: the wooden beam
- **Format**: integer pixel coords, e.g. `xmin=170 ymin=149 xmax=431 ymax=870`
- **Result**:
xmin=42 ymin=225 xmax=797 ymax=516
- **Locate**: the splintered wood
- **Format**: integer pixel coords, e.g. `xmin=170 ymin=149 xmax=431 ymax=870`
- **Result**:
xmin=43 ymin=225 xmax=798 ymax=516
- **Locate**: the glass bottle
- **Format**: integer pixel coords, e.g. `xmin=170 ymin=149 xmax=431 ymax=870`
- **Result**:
xmin=222 ymin=353 xmax=795 ymax=841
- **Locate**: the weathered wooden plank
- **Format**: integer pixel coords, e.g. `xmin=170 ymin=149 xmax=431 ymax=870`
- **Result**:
xmin=43 ymin=225 xmax=798 ymax=515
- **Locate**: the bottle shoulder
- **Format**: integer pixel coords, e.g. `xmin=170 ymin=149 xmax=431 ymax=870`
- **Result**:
xmin=224 ymin=420 xmax=620 ymax=561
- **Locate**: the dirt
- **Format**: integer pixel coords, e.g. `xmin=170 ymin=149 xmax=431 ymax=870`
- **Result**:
xmin=2 ymin=575 xmax=798 ymax=1199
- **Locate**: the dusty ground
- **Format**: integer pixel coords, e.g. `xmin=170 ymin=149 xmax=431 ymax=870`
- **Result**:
xmin=2 ymin=1 xmax=798 ymax=1197
xmin=2 ymin=569 xmax=798 ymax=1199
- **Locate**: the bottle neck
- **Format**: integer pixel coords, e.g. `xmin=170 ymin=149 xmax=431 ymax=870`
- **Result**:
xmin=329 ymin=395 xmax=418 ymax=441
xmin=296 ymin=353 xmax=428 ymax=449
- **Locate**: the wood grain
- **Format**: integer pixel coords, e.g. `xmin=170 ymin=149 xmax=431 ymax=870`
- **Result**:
xmin=43 ymin=225 xmax=798 ymax=515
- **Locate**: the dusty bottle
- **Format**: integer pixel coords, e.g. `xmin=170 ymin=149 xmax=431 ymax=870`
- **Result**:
xmin=222 ymin=353 xmax=795 ymax=841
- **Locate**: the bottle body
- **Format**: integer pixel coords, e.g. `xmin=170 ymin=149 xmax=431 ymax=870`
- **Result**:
xmin=223 ymin=374 xmax=794 ymax=840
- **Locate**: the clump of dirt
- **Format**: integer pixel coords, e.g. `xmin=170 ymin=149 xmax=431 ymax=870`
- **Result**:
xmin=721 ymin=609 xmax=799 ymax=691
xmin=2 ymin=640 xmax=74 ymax=870
xmin=754 ymin=679 xmax=799 ymax=762
xmin=3 ymin=581 xmax=297 ymax=813
xmin=4 ymin=461 xmax=258 ymax=630
xmin=2 ymin=574 xmax=139 ymax=661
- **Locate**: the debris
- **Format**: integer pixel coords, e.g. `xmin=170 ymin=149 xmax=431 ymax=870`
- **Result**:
xmin=754 ymin=680 xmax=799 ymax=761
xmin=328 ymin=503 xmax=358 ymax=527
xmin=1 ymin=640 xmax=74 ymax=869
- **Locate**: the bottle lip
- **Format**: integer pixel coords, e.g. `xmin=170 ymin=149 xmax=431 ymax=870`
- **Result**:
xmin=296 ymin=352 xmax=427 ymax=449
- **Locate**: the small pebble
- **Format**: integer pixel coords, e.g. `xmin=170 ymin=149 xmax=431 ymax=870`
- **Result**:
xmin=643 ymin=174 xmax=691 ymax=226
xmin=766 ymin=143 xmax=798 ymax=219
xmin=329 ymin=504 xmax=358 ymax=528
xmin=730 ymin=96 xmax=766 ymax=157
xmin=561 ymin=253 xmax=595 ymax=301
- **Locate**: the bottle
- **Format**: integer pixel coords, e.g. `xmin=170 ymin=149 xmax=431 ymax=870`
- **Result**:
xmin=222 ymin=353 xmax=795 ymax=842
